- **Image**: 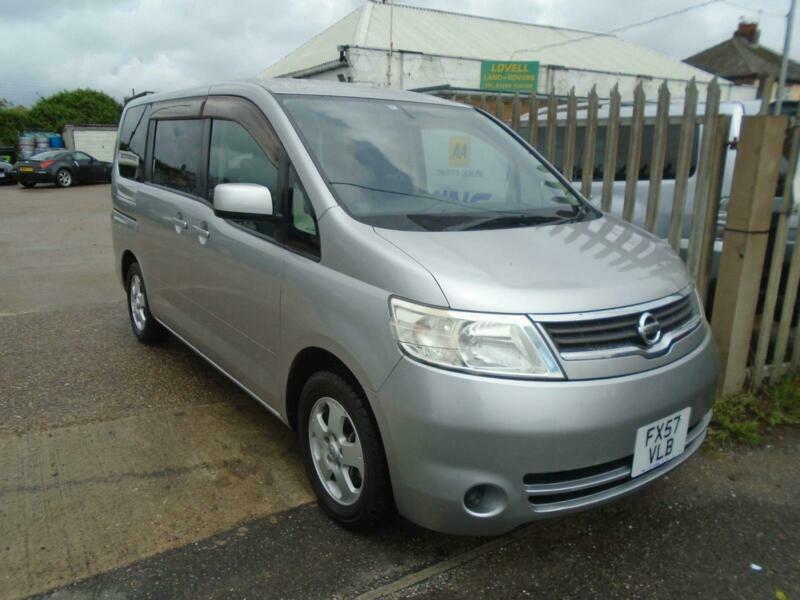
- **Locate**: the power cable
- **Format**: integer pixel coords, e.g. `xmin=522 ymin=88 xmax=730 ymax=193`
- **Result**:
xmin=508 ymin=0 xmax=766 ymax=58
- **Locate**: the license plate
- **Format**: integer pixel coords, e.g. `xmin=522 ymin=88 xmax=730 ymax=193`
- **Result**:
xmin=20 ymin=167 xmax=33 ymax=172
xmin=0 ymin=172 xmax=4 ymax=178
xmin=631 ymin=407 xmax=691 ymax=478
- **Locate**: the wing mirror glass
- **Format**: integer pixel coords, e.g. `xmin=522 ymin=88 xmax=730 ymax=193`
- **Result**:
xmin=213 ymin=183 xmax=274 ymax=220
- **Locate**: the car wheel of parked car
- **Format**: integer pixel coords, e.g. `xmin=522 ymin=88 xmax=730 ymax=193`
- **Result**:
xmin=20 ymin=181 xmax=35 ymax=188
xmin=126 ymin=262 xmax=168 ymax=344
xmin=299 ymin=371 xmax=394 ymax=532
xmin=55 ymin=168 xmax=73 ymax=188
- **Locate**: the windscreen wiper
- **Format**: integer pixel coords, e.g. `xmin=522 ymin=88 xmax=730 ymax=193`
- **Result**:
xmin=445 ymin=213 xmax=564 ymax=231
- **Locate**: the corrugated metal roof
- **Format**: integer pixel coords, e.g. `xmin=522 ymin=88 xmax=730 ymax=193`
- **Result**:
xmin=263 ymin=1 xmax=716 ymax=82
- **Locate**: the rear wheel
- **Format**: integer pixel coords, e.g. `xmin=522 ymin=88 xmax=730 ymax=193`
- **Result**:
xmin=126 ymin=262 xmax=167 ymax=344
xmin=55 ymin=168 xmax=73 ymax=188
xmin=299 ymin=371 xmax=394 ymax=532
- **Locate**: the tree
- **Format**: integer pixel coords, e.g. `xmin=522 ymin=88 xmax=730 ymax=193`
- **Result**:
xmin=0 ymin=99 xmax=29 ymax=147
xmin=27 ymin=89 xmax=121 ymax=133
xmin=0 ymin=89 xmax=122 ymax=147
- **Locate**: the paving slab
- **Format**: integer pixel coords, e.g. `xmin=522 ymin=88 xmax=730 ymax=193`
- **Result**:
xmin=37 ymin=432 xmax=800 ymax=599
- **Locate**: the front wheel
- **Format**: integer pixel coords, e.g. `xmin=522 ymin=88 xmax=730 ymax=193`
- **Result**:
xmin=55 ymin=168 xmax=73 ymax=188
xmin=299 ymin=371 xmax=394 ymax=532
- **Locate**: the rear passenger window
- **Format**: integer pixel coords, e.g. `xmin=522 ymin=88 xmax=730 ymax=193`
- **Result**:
xmin=118 ymin=104 xmax=150 ymax=181
xmin=151 ymin=119 xmax=203 ymax=195
xmin=208 ymin=119 xmax=279 ymax=238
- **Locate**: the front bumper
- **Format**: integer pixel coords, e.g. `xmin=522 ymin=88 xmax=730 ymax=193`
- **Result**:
xmin=373 ymin=327 xmax=718 ymax=536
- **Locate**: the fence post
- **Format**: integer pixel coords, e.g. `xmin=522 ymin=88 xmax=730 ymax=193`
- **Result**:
xmin=644 ymin=81 xmax=670 ymax=232
xmin=668 ymin=79 xmax=698 ymax=251
xmin=696 ymin=114 xmax=732 ymax=302
xmin=687 ymin=78 xmax=721 ymax=279
xmin=771 ymin=109 xmax=800 ymax=382
xmin=580 ymin=85 xmax=598 ymax=198
xmin=528 ymin=94 xmax=539 ymax=148
xmin=711 ymin=115 xmax=788 ymax=394
xmin=511 ymin=93 xmax=521 ymax=132
xmin=622 ymin=82 xmax=645 ymax=222
xmin=545 ymin=88 xmax=557 ymax=162
xmin=600 ymin=84 xmax=621 ymax=212
xmin=562 ymin=87 xmax=577 ymax=181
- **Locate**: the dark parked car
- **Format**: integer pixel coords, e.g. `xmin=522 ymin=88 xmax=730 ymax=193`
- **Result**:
xmin=15 ymin=150 xmax=111 ymax=188
xmin=0 ymin=160 xmax=14 ymax=185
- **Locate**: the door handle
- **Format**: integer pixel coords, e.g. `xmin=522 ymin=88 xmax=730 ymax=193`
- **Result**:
xmin=192 ymin=221 xmax=210 ymax=245
xmin=172 ymin=213 xmax=188 ymax=233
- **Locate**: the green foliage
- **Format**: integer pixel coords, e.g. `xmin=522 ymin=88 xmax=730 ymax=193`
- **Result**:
xmin=0 ymin=89 xmax=121 ymax=146
xmin=27 ymin=89 xmax=121 ymax=132
xmin=0 ymin=100 xmax=30 ymax=146
xmin=710 ymin=391 xmax=763 ymax=445
xmin=710 ymin=373 xmax=800 ymax=446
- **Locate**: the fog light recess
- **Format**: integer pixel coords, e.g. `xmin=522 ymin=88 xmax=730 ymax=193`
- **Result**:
xmin=463 ymin=484 xmax=507 ymax=517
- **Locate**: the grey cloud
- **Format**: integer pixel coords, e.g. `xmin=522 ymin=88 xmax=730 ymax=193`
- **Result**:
xmin=1 ymin=0 xmax=797 ymax=106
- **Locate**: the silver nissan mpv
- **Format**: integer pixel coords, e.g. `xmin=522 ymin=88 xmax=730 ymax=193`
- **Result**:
xmin=111 ymin=79 xmax=718 ymax=536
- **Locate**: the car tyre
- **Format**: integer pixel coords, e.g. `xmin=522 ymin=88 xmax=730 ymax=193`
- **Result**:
xmin=55 ymin=168 xmax=73 ymax=188
xmin=126 ymin=262 xmax=168 ymax=345
xmin=20 ymin=181 xmax=35 ymax=188
xmin=299 ymin=370 xmax=394 ymax=532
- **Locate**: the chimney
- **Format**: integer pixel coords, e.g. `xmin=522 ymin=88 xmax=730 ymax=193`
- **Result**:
xmin=734 ymin=21 xmax=760 ymax=44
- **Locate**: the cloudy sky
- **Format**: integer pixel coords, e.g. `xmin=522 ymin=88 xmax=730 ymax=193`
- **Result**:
xmin=1 ymin=0 xmax=797 ymax=106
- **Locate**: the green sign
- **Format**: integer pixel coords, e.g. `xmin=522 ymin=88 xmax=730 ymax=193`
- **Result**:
xmin=480 ymin=61 xmax=539 ymax=93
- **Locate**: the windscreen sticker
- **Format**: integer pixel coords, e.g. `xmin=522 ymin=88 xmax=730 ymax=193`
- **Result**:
xmin=448 ymin=136 xmax=471 ymax=167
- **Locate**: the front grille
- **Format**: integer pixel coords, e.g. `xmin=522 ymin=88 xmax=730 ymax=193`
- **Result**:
xmin=524 ymin=412 xmax=710 ymax=513
xmin=540 ymin=293 xmax=697 ymax=358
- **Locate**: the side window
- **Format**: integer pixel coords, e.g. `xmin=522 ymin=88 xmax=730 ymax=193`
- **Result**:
xmin=74 ymin=151 xmax=92 ymax=162
xmin=151 ymin=119 xmax=203 ymax=195
xmin=208 ymin=119 xmax=279 ymax=238
xmin=288 ymin=166 xmax=320 ymax=258
xmin=118 ymin=104 xmax=150 ymax=181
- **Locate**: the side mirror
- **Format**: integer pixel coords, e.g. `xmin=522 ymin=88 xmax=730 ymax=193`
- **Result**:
xmin=213 ymin=183 xmax=274 ymax=220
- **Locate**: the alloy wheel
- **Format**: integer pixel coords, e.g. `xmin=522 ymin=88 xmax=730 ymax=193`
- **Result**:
xmin=57 ymin=170 xmax=72 ymax=187
xmin=129 ymin=274 xmax=147 ymax=332
xmin=308 ymin=396 xmax=365 ymax=506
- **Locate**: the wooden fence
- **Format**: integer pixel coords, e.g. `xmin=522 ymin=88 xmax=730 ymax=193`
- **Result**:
xmin=438 ymin=81 xmax=798 ymax=394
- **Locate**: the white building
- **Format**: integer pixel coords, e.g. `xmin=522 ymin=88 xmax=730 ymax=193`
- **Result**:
xmin=62 ymin=124 xmax=118 ymax=162
xmin=263 ymin=1 xmax=755 ymax=102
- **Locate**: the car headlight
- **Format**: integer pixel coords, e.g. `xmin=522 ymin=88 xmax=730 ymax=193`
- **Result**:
xmin=389 ymin=298 xmax=563 ymax=379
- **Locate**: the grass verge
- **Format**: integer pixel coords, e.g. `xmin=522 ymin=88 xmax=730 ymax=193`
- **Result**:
xmin=710 ymin=373 xmax=800 ymax=445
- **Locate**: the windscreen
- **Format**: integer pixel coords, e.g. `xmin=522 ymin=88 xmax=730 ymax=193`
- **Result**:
xmin=279 ymin=96 xmax=595 ymax=232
